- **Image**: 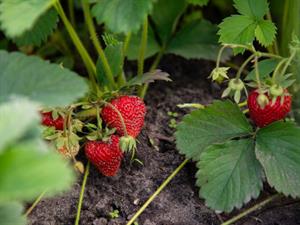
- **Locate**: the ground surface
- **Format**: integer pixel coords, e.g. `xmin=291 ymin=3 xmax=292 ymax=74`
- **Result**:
xmin=29 ymin=56 xmax=300 ymax=225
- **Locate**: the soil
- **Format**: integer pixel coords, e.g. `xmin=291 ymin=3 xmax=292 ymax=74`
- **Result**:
xmin=28 ymin=56 xmax=300 ymax=225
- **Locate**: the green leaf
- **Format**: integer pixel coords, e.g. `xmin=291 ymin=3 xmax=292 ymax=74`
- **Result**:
xmin=197 ymin=139 xmax=263 ymax=212
xmin=126 ymin=26 xmax=160 ymax=60
xmin=167 ymin=20 xmax=231 ymax=61
xmin=175 ymin=100 xmax=252 ymax=160
xmin=125 ymin=70 xmax=171 ymax=87
xmin=186 ymin=0 xmax=209 ymax=6
xmin=255 ymin=20 xmax=277 ymax=47
xmin=0 ymin=202 xmax=26 ymax=225
xmin=233 ymin=0 xmax=268 ymax=19
xmin=0 ymin=141 xmax=74 ymax=201
xmin=0 ymin=50 xmax=88 ymax=107
xmin=151 ymin=0 xmax=187 ymax=43
xmin=96 ymin=43 xmax=123 ymax=86
xmin=218 ymin=15 xmax=256 ymax=54
xmin=0 ymin=99 xmax=39 ymax=152
xmin=256 ymin=122 xmax=300 ymax=197
xmin=0 ymin=0 xmax=53 ymax=38
xmin=92 ymin=0 xmax=153 ymax=34
xmin=13 ymin=9 xmax=58 ymax=47
xmin=246 ymin=58 xmax=279 ymax=81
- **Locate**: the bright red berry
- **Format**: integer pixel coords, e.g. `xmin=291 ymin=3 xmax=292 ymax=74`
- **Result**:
xmin=85 ymin=135 xmax=123 ymax=177
xmin=41 ymin=112 xmax=64 ymax=130
xmin=101 ymin=96 xmax=146 ymax=138
xmin=248 ymin=89 xmax=292 ymax=127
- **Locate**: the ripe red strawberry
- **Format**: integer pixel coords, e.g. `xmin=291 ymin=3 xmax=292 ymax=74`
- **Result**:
xmin=248 ymin=89 xmax=292 ymax=127
xmin=85 ymin=135 xmax=123 ymax=176
xmin=41 ymin=112 xmax=64 ymax=130
xmin=101 ymin=96 xmax=146 ymax=138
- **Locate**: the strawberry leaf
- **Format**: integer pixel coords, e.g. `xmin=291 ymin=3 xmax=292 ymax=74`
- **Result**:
xmin=256 ymin=122 xmax=300 ymax=198
xmin=255 ymin=20 xmax=277 ymax=47
xmin=218 ymin=15 xmax=256 ymax=54
xmin=175 ymin=100 xmax=252 ymax=160
xmin=0 ymin=51 xmax=88 ymax=107
xmin=233 ymin=0 xmax=268 ymax=19
xmin=167 ymin=20 xmax=232 ymax=61
xmin=13 ymin=9 xmax=58 ymax=47
xmin=125 ymin=70 xmax=171 ymax=87
xmin=151 ymin=0 xmax=187 ymax=43
xmin=0 ymin=99 xmax=39 ymax=152
xmin=0 ymin=0 xmax=54 ymax=38
xmin=92 ymin=0 xmax=153 ymax=34
xmin=0 ymin=202 xmax=26 ymax=225
xmin=0 ymin=141 xmax=75 ymax=201
xmin=218 ymin=0 xmax=276 ymax=53
xmin=197 ymin=139 xmax=263 ymax=212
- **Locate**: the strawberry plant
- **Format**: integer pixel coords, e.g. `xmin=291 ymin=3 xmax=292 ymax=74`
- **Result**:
xmin=126 ymin=0 xmax=300 ymax=224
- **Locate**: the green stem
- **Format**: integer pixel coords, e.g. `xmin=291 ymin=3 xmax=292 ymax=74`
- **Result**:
xmin=236 ymin=54 xmax=255 ymax=79
xmin=137 ymin=17 xmax=148 ymax=77
xmin=221 ymin=194 xmax=280 ymax=225
xmin=126 ymin=159 xmax=189 ymax=225
xmin=123 ymin=32 xmax=132 ymax=57
xmin=280 ymin=50 xmax=296 ymax=76
xmin=81 ymin=0 xmax=117 ymax=89
xmin=74 ymin=162 xmax=90 ymax=225
xmin=68 ymin=0 xmax=76 ymax=27
xmin=254 ymin=56 xmax=262 ymax=90
xmin=272 ymin=58 xmax=288 ymax=83
xmin=238 ymin=101 xmax=247 ymax=107
xmin=117 ymin=32 xmax=132 ymax=86
xmin=216 ymin=45 xmax=228 ymax=68
xmin=259 ymin=52 xmax=282 ymax=59
xmin=25 ymin=190 xmax=47 ymax=216
xmin=139 ymin=46 xmax=165 ymax=99
xmin=54 ymin=0 xmax=98 ymax=93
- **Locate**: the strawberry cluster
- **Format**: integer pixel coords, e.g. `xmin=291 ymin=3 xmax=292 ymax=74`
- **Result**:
xmin=41 ymin=96 xmax=146 ymax=177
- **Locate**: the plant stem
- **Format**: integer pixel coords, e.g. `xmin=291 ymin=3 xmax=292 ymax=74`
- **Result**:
xmin=68 ymin=0 xmax=76 ymax=27
xmin=139 ymin=46 xmax=165 ymax=99
xmin=117 ymin=32 xmax=132 ymax=86
xmin=81 ymin=0 xmax=117 ymax=89
xmin=74 ymin=162 xmax=90 ymax=225
xmin=238 ymin=101 xmax=247 ymax=107
xmin=123 ymin=32 xmax=132 ymax=57
xmin=126 ymin=159 xmax=189 ymax=225
xmin=54 ymin=0 xmax=98 ymax=93
xmin=25 ymin=190 xmax=47 ymax=216
xmin=272 ymin=58 xmax=288 ymax=83
xmin=137 ymin=17 xmax=148 ymax=77
xmin=221 ymin=194 xmax=280 ymax=225
xmin=216 ymin=45 xmax=228 ymax=68
xmin=280 ymin=50 xmax=296 ymax=76
xmin=254 ymin=56 xmax=262 ymax=90
xmin=54 ymin=0 xmax=98 ymax=91
xmin=236 ymin=54 xmax=255 ymax=79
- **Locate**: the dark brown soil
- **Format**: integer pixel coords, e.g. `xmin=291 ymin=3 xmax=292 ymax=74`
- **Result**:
xmin=28 ymin=56 xmax=300 ymax=225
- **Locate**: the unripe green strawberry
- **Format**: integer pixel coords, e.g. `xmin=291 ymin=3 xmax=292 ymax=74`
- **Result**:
xmin=248 ymin=89 xmax=292 ymax=127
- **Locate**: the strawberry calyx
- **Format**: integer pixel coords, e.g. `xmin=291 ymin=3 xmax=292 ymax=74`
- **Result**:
xmin=120 ymin=135 xmax=137 ymax=153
